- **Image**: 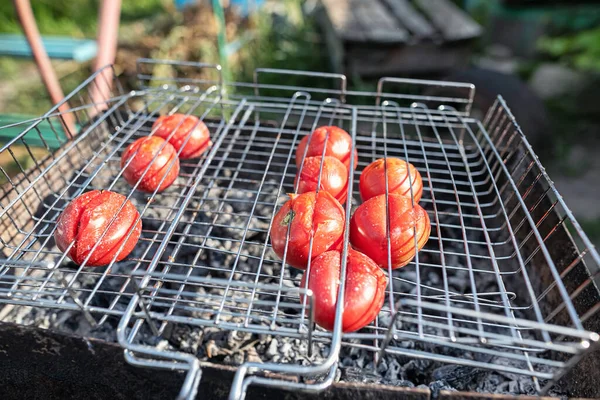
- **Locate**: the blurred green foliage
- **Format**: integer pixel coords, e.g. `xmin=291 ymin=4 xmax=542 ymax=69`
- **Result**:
xmin=0 ymin=0 xmax=167 ymax=116
xmin=538 ymin=27 xmax=600 ymax=73
xmin=0 ymin=0 xmax=166 ymax=36
xmin=233 ymin=0 xmax=330 ymax=96
xmin=0 ymin=0 xmax=333 ymax=116
xmin=0 ymin=59 xmax=91 ymax=116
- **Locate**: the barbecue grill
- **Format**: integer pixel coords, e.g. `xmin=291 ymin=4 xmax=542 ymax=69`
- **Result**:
xmin=1 ymin=58 xmax=599 ymax=400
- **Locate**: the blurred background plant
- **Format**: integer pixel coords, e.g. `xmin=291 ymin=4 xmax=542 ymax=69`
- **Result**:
xmin=0 ymin=0 xmax=167 ymax=36
xmin=0 ymin=0 xmax=328 ymax=115
xmin=0 ymin=0 xmax=169 ymax=115
xmin=538 ymin=26 xmax=600 ymax=73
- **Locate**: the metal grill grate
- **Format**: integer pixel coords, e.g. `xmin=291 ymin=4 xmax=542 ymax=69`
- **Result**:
xmin=1 ymin=59 xmax=599 ymax=400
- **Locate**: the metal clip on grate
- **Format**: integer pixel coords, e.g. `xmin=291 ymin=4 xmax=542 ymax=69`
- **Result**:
xmin=1 ymin=58 xmax=599 ymax=400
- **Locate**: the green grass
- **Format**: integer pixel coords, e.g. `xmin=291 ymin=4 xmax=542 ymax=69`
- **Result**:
xmin=0 ymin=0 xmax=336 ymax=117
xmin=0 ymin=0 xmax=166 ymax=36
xmin=0 ymin=1 xmax=167 ymax=117
xmin=0 ymin=58 xmax=92 ymax=116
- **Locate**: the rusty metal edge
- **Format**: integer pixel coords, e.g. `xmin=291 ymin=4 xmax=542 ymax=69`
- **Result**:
xmin=0 ymin=322 xmax=430 ymax=400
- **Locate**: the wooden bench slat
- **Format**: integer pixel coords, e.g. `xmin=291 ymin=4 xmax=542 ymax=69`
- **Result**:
xmin=351 ymin=0 xmax=409 ymax=43
xmin=321 ymin=0 xmax=367 ymax=42
xmin=321 ymin=0 xmax=408 ymax=43
xmin=0 ymin=34 xmax=97 ymax=62
xmin=381 ymin=0 xmax=436 ymax=39
xmin=415 ymin=0 xmax=482 ymax=41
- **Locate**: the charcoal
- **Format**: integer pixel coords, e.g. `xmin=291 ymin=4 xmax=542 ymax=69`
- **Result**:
xmin=376 ymin=357 xmax=388 ymax=375
xmin=342 ymin=367 xmax=382 ymax=384
xmin=376 ymin=312 xmax=403 ymax=331
xmin=227 ymin=352 xmax=245 ymax=365
xmin=246 ymin=347 xmax=263 ymax=364
xmin=227 ymin=330 xmax=252 ymax=350
xmin=384 ymin=359 xmax=403 ymax=382
xmin=473 ymin=372 xmax=503 ymax=393
xmin=429 ymin=380 xmax=456 ymax=399
xmin=391 ymin=380 xmax=415 ymax=388
xmin=404 ymin=358 xmax=432 ymax=373
xmin=518 ymin=380 xmax=538 ymax=396
xmin=0 ymin=158 xmax=575 ymax=399
xmin=432 ymin=365 xmax=483 ymax=390
xmin=403 ymin=359 xmax=432 ymax=383
xmin=280 ymin=342 xmax=292 ymax=356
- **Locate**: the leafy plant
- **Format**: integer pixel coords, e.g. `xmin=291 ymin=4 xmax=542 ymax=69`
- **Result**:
xmin=0 ymin=0 xmax=165 ymax=36
xmin=538 ymin=27 xmax=600 ymax=73
xmin=233 ymin=0 xmax=330 ymax=96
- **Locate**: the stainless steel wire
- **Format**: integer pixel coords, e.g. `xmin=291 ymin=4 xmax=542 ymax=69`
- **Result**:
xmin=1 ymin=59 xmax=599 ymax=399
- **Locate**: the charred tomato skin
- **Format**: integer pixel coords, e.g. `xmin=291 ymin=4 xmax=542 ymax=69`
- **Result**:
xmin=295 ymin=126 xmax=358 ymax=170
xmin=152 ymin=114 xmax=212 ymax=159
xmin=294 ymin=156 xmax=349 ymax=204
xmin=270 ymin=191 xmax=345 ymax=270
xmin=359 ymin=158 xmax=423 ymax=203
xmin=121 ymin=136 xmax=180 ymax=193
xmin=300 ymin=248 xmax=388 ymax=332
xmin=350 ymin=193 xmax=430 ymax=269
xmin=54 ymin=190 xmax=142 ymax=266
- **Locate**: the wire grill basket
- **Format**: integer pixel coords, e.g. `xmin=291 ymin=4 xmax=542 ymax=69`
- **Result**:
xmin=1 ymin=59 xmax=599 ymax=400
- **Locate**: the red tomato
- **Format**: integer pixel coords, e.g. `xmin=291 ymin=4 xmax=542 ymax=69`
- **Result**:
xmin=350 ymin=193 xmax=430 ymax=269
xmin=152 ymin=114 xmax=212 ymax=159
xmin=300 ymin=248 xmax=388 ymax=332
xmin=294 ymin=156 xmax=349 ymax=204
xmin=296 ymin=126 xmax=358 ymax=170
xmin=54 ymin=190 xmax=142 ymax=266
xmin=360 ymin=158 xmax=423 ymax=203
xmin=270 ymin=191 xmax=345 ymax=269
xmin=121 ymin=136 xmax=180 ymax=193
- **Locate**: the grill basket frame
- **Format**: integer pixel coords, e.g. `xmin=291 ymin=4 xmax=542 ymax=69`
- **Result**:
xmin=1 ymin=59 xmax=599 ymax=399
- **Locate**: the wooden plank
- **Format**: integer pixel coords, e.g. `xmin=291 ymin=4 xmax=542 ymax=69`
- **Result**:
xmin=416 ymin=0 xmax=482 ymax=41
xmin=438 ymin=392 xmax=559 ymax=400
xmin=0 ymin=34 xmax=97 ymax=62
xmin=320 ymin=0 xmax=367 ymax=42
xmin=351 ymin=0 xmax=409 ymax=43
xmin=320 ymin=0 xmax=408 ymax=43
xmin=346 ymin=42 xmax=472 ymax=77
xmin=381 ymin=0 xmax=436 ymax=39
xmin=0 ymin=114 xmax=69 ymax=149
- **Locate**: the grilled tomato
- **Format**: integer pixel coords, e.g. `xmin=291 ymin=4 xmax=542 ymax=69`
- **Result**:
xmin=301 ymin=248 xmax=388 ymax=332
xmin=359 ymin=157 xmax=423 ymax=203
xmin=121 ymin=136 xmax=180 ymax=193
xmin=270 ymin=191 xmax=345 ymax=269
xmin=350 ymin=193 xmax=430 ymax=269
xmin=295 ymin=156 xmax=349 ymax=204
xmin=295 ymin=126 xmax=358 ymax=170
xmin=152 ymin=113 xmax=212 ymax=159
xmin=54 ymin=190 xmax=141 ymax=266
